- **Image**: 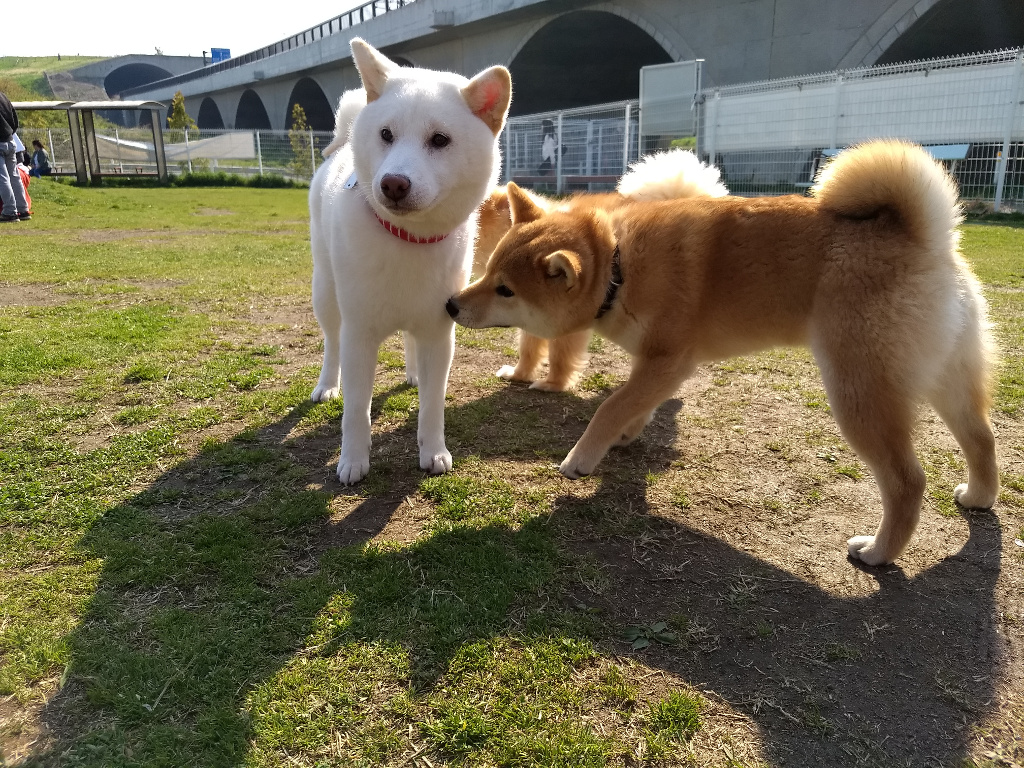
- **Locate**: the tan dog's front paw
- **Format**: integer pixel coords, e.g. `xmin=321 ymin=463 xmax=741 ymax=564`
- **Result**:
xmin=559 ymin=446 xmax=599 ymax=479
xmin=846 ymin=535 xmax=894 ymax=566
xmin=953 ymin=482 xmax=996 ymax=510
xmin=529 ymin=377 xmax=573 ymax=392
xmin=496 ymin=365 xmax=532 ymax=382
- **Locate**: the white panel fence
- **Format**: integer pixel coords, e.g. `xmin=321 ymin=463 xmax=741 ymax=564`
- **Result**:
xmin=502 ymin=48 xmax=1024 ymax=211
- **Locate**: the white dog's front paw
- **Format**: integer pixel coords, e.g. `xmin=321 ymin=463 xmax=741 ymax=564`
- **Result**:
xmin=953 ymin=482 xmax=996 ymax=510
xmin=337 ymin=455 xmax=370 ymax=485
xmin=420 ymin=447 xmax=453 ymax=475
xmin=311 ymin=384 xmax=341 ymax=402
xmin=405 ymin=370 xmax=419 ymax=386
xmin=846 ymin=535 xmax=893 ymax=566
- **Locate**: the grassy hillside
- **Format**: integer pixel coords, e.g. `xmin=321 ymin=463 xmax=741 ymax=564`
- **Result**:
xmin=0 ymin=56 xmax=107 ymax=99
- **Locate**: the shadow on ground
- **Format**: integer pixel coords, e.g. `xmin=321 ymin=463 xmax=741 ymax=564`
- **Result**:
xmin=25 ymin=381 xmax=1005 ymax=767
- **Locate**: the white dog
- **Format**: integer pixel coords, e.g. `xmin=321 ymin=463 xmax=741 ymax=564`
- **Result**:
xmin=309 ymin=38 xmax=512 ymax=484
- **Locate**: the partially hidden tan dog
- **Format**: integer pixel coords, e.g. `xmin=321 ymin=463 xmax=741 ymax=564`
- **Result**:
xmin=447 ymin=140 xmax=998 ymax=565
xmin=472 ymin=149 xmax=729 ymax=391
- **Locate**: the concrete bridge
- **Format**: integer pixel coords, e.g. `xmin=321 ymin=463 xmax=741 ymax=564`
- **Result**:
xmin=122 ymin=0 xmax=1022 ymax=131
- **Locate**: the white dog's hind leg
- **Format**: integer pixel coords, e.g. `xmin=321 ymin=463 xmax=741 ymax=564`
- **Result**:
xmin=412 ymin=326 xmax=455 ymax=475
xmin=336 ymin=328 xmax=380 ymax=484
xmin=311 ymin=259 xmax=342 ymax=402
xmin=403 ymin=332 xmax=419 ymax=385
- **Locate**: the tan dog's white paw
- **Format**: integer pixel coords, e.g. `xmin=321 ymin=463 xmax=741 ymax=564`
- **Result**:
xmin=529 ymin=378 xmax=571 ymax=392
xmin=337 ymin=456 xmax=370 ymax=485
xmin=311 ymin=384 xmax=340 ymax=402
xmin=953 ymin=483 xmax=996 ymax=510
xmin=559 ymin=448 xmax=597 ymax=479
xmin=846 ymin=535 xmax=894 ymax=566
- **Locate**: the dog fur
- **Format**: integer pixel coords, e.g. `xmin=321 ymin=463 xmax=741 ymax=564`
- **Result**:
xmin=473 ymin=150 xmax=729 ymax=391
xmin=309 ymin=38 xmax=511 ymax=484
xmin=448 ymin=140 xmax=998 ymax=565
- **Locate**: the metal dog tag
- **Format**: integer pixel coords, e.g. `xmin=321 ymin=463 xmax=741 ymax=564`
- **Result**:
xmin=343 ymin=173 xmax=358 ymax=190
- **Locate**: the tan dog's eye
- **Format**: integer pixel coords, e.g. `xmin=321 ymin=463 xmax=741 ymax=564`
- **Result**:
xmin=495 ymin=284 xmax=514 ymax=298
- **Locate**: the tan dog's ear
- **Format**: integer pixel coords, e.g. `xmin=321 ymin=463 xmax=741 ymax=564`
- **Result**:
xmin=543 ymin=250 xmax=581 ymax=289
xmin=508 ymin=182 xmax=545 ymax=224
xmin=351 ymin=38 xmax=398 ymax=103
xmin=462 ymin=66 xmax=512 ymax=136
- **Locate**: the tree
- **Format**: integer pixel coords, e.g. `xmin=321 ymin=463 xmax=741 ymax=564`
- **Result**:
xmin=167 ymin=91 xmax=196 ymax=131
xmin=288 ymin=103 xmax=313 ymax=180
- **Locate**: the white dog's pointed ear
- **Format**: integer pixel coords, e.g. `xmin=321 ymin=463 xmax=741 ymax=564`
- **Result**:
xmin=462 ymin=66 xmax=512 ymax=136
xmin=543 ymin=250 xmax=581 ymax=289
xmin=351 ymin=38 xmax=398 ymax=103
xmin=507 ymin=182 xmax=544 ymax=224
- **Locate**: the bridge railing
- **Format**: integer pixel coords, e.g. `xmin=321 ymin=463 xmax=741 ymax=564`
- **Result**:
xmin=121 ymin=0 xmax=417 ymax=98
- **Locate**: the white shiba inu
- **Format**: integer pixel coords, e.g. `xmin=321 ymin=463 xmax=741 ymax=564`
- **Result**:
xmin=309 ymin=38 xmax=512 ymax=484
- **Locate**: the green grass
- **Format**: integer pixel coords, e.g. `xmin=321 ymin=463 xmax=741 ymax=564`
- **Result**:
xmin=0 ymin=184 xmax=1022 ymax=766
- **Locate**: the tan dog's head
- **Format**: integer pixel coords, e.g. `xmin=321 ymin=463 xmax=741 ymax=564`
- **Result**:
xmin=447 ymin=183 xmax=614 ymax=338
xmin=473 ymin=185 xmax=554 ymax=277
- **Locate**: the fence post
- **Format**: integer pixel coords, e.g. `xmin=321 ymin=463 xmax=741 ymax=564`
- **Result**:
xmin=994 ymin=50 xmax=1024 ymax=211
xmin=556 ymin=112 xmax=563 ymax=195
xmin=828 ymin=72 xmax=844 ymax=151
xmin=703 ymin=91 xmax=720 ymax=165
xmin=256 ymin=130 xmax=264 ymax=176
xmin=504 ymin=126 xmax=511 ymax=184
xmin=310 ymin=128 xmax=316 ymax=179
xmin=115 ymin=129 xmax=123 ymax=173
xmin=184 ymin=129 xmax=192 ymax=173
xmin=622 ymin=103 xmax=631 ymax=173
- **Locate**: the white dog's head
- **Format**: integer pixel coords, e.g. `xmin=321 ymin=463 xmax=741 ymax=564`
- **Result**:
xmin=349 ymin=39 xmax=512 ymax=239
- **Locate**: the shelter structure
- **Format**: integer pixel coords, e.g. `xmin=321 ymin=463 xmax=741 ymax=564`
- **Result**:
xmin=12 ymin=101 xmax=167 ymax=183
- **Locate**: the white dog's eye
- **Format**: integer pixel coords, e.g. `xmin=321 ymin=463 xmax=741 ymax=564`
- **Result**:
xmin=495 ymin=284 xmax=514 ymax=298
xmin=381 ymin=128 xmax=394 ymax=144
xmin=430 ymin=133 xmax=451 ymax=149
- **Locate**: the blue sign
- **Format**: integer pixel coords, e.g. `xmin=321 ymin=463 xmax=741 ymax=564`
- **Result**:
xmin=210 ymin=48 xmax=231 ymax=63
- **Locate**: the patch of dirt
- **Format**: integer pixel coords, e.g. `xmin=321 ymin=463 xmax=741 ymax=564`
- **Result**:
xmin=194 ymin=208 xmax=235 ymax=216
xmin=0 ymin=283 xmax=68 ymax=307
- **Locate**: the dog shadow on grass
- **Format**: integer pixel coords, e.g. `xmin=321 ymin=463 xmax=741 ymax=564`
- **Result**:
xmin=26 ymin=381 xmax=1005 ymax=768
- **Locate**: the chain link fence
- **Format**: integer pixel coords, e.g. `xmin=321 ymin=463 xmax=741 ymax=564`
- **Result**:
xmin=501 ymin=101 xmax=641 ymax=194
xmin=20 ymin=126 xmax=335 ymax=181
xmin=500 ymin=48 xmax=1024 ymax=210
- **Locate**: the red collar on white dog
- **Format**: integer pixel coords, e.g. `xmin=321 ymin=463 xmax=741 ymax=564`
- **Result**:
xmin=373 ymin=211 xmax=449 ymax=244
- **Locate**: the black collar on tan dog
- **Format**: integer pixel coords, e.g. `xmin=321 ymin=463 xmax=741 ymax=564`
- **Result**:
xmin=596 ymin=244 xmax=623 ymax=319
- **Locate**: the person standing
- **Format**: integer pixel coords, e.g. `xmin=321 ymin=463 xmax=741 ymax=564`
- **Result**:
xmin=0 ymin=91 xmax=31 ymax=222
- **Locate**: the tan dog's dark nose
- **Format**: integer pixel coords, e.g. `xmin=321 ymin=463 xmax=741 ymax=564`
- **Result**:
xmin=380 ymin=174 xmax=411 ymax=202
xmin=445 ymin=298 xmax=459 ymax=318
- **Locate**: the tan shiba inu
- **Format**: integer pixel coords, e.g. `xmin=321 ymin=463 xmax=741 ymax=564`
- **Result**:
xmin=447 ymin=140 xmax=998 ymax=565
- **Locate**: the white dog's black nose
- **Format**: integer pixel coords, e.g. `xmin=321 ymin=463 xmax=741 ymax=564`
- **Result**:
xmin=380 ymin=174 xmax=411 ymax=202
xmin=445 ymin=298 xmax=459 ymax=318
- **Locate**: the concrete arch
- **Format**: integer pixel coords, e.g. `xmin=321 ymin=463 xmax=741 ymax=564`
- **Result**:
xmin=235 ymin=89 xmax=272 ymax=130
xmin=507 ymin=9 xmax=674 ymax=115
xmin=286 ymin=77 xmax=334 ymax=131
xmin=876 ymin=0 xmax=1024 ymax=64
xmin=104 ymin=63 xmax=173 ymax=96
xmin=197 ymin=97 xmax=225 ymax=129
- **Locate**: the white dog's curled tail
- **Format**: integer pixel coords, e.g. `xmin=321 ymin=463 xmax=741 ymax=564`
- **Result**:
xmin=322 ymin=89 xmax=368 ymax=158
xmin=812 ymin=140 xmax=963 ymax=251
xmin=617 ymin=148 xmax=730 ymax=201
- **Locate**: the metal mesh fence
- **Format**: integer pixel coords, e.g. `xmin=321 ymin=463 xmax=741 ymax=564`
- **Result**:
xmin=501 ymin=101 xmax=640 ymax=193
xmin=698 ymin=48 xmax=1024 ymax=209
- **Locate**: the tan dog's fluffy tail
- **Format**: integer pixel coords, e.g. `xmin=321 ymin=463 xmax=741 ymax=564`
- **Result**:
xmin=812 ymin=140 xmax=963 ymax=249
xmin=617 ymin=148 xmax=729 ymax=200
xmin=322 ymin=89 xmax=368 ymax=158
